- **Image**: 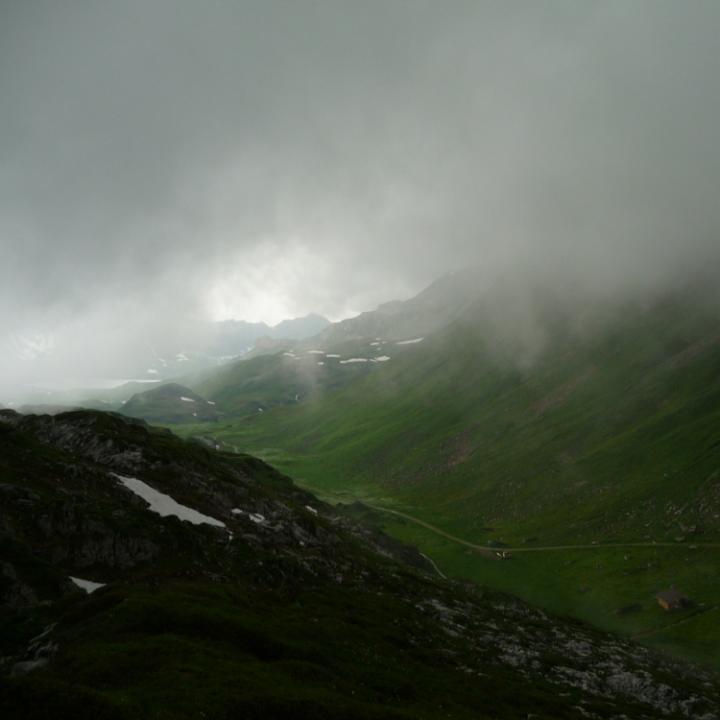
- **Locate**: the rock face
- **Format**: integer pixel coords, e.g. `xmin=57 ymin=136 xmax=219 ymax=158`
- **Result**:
xmin=0 ymin=408 xmax=719 ymax=719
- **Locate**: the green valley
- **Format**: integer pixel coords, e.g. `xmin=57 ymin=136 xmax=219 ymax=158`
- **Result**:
xmin=157 ymin=278 xmax=720 ymax=669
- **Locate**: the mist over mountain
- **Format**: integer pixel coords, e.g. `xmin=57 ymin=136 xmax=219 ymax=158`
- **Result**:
xmin=3 ymin=2 xmax=720 ymax=717
xmin=3 ymin=1 xmax=720 ymax=399
xmin=0 ymin=313 xmax=330 ymax=409
xmin=210 ymin=314 xmax=330 ymax=356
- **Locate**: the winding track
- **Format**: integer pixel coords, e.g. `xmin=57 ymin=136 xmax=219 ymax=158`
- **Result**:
xmin=368 ymin=503 xmax=720 ymax=643
xmin=366 ymin=504 xmax=720 ymax=555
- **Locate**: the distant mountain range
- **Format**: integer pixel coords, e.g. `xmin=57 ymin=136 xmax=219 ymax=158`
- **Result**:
xmin=138 ymin=313 xmax=332 ymax=381
xmin=209 ymin=313 xmax=331 ymax=356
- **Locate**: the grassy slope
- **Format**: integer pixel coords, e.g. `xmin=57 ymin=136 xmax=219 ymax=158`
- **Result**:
xmin=10 ymin=577 xmax=712 ymax=720
xmin=0 ymin=580 xmax=588 ymax=720
xmin=173 ymin=295 xmax=720 ymax=667
xmin=120 ymin=383 xmax=218 ymax=424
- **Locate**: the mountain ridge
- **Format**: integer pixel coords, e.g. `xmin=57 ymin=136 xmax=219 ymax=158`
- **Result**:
xmin=2 ymin=408 xmax=720 ymax=718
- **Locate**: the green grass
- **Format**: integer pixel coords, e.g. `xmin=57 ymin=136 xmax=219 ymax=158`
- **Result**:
xmin=168 ymin=293 xmax=720 ymax=669
xmin=2 ymin=579 xmax=627 ymax=720
xmin=375 ymin=513 xmax=720 ymax=667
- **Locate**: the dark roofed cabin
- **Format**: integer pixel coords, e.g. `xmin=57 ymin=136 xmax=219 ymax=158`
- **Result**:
xmin=656 ymin=589 xmax=689 ymax=611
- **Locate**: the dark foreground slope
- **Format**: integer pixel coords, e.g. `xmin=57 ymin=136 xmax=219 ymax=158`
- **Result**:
xmin=1 ymin=410 xmax=719 ymax=719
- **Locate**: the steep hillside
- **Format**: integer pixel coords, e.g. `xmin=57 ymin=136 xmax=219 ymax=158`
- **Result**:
xmin=172 ymin=283 xmax=720 ymax=666
xmin=190 ymin=338 xmax=421 ymax=416
xmin=121 ymin=383 xmax=218 ymax=424
xmin=2 ymin=410 xmax=719 ymax=718
xmin=181 ymin=287 xmax=720 ymax=543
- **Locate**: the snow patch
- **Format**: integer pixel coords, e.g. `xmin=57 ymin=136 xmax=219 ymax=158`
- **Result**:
xmin=374 ymin=356 xmax=391 ymax=362
xmin=112 ymin=473 xmax=225 ymax=528
xmin=232 ymin=508 xmax=266 ymax=524
xmin=305 ymin=505 xmax=318 ymax=515
xmin=180 ymin=396 xmax=195 ymax=402
xmin=207 ymin=400 xmax=216 ymax=405
xmin=326 ymin=354 xmax=341 ymax=358
xmin=307 ymin=350 xmax=325 ymax=355
xmin=340 ymin=358 xmax=368 ymax=364
xmin=317 ymin=361 xmax=325 ymax=365
xmin=396 ymin=337 xmax=424 ymax=345
xmin=147 ymin=368 xmax=158 ymax=375
xmin=70 ymin=576 xmax=105 ymax=594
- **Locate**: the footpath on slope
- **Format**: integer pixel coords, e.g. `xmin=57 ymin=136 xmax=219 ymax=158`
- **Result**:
xmin=366 ymin=504 xmax=720 ymax=556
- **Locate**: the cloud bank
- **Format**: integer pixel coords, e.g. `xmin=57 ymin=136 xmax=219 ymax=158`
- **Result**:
xmin=1 ymin=0 xmax=719 ymax=392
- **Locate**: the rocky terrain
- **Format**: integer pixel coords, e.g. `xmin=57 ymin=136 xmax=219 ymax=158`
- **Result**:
xmin=1 ymin=409 xmax=719 ymax=719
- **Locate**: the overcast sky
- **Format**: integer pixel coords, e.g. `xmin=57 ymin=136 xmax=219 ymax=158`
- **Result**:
xmin=2 ymin=1 xmax=720 ymax=392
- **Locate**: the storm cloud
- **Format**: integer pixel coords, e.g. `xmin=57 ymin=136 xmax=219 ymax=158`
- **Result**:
xmin=2 ymin=1 xmax=720 ymax=393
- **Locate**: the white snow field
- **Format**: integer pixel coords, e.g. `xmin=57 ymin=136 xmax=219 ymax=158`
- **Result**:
xmin=112 ymin=473 xmax=226 ymax=528
xmin=70 ymin=576 xmax=106 ymax=594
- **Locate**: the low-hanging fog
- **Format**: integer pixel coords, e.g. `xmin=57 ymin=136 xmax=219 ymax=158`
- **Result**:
xmin=2 ymin=0 xmax=720 ymax=400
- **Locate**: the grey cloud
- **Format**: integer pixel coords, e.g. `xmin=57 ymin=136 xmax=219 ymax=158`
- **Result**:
xmin=1 ymin=1 xmax=719 ymax=393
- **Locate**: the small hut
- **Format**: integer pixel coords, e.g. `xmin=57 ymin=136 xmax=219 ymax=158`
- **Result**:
xmin=656 ymin=589 xmax=690 ymax=611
